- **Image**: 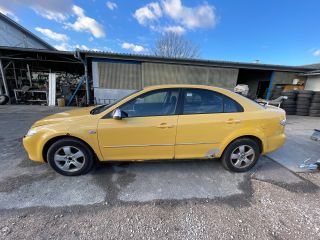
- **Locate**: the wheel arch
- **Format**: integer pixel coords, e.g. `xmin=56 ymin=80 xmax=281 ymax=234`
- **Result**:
xmin=42 ymin=135 xmax=100 ymax=163
xmin=220 ymin=135 xmax=264 ymax=158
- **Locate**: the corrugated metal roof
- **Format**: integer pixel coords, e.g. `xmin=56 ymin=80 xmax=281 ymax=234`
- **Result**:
xmin=0 ymin=46 xmax=317 ymax=72
xmin=0 ymin=13 xmax=55 ymax=50
xmin=301 ymin=63 xmax=320 ymax=70
xmin=83 ymin=50 xmax=313 ymax=72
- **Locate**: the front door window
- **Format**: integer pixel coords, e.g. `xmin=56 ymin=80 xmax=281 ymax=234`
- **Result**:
xmin=120 ymin=89 xmax=179 ymax=117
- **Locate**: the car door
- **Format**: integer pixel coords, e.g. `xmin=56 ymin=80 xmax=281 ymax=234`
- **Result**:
xmin=175 ymin=88 xmax=244 ymax=159
xmin=97 ymin=88 xmax=180 ymax=161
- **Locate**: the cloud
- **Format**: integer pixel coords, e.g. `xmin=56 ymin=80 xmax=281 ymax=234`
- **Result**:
xmin=162 ymin=0 xmax=216 ymax=29
xmin=0 ymin=5 xmax=19 ymax=21
xmin=35 ymin=27 xmax=69 ymax=42
xmin=133 ymin=0 xmax=216 ymax=32
xmin=1 ymin=0 xmax=73 ymax=22
xmin=53 ymin=43 xmax=69 ymax=51
xmin=313 ymin=49 xmax=320 ymax=57
xmin=121 ymin=42 xmax=146 ymax=52
xmin=32 ymin=8 xmax=68 ymax=22
xmin=106 ymin=1 xmax=117 ymax=10
xmin=53 ymin=43 xmax=94 ymax=51
xmin=65 ymin=5 xmax=106 ymax=38
xmin=75 ymin=44 xmax=89 ymax=50
xmin=163 ymin=25 xmax=185 ymax=35
xmin=133 ymin=2 xmax=162 ymax=25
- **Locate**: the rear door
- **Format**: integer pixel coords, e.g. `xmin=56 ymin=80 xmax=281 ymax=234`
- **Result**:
xmin=175 ymin=88 xmax=244 ymax=159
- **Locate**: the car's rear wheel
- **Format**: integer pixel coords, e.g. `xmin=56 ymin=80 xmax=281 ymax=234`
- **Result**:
xmin=221 ymin=138 xmax=260 ymax=172
xmin=47 ymin=138 xmax=94 ymax=176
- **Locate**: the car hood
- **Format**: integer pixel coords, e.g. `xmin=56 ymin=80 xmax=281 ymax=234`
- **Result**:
xmin=32 ymin=107 xmax=95 ymax=127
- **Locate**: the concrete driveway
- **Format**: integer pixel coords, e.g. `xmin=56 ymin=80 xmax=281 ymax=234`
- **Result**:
xmin=0 ymin=105 xmax=319 ymax=239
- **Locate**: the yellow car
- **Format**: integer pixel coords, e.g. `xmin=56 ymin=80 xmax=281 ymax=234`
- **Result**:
xmin=23 ymin=84 xmax=286 ymax=176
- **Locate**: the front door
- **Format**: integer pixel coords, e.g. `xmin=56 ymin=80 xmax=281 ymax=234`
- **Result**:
xmin=97 ymin=88 xmax=180 ymax=160
xmin=175 ymin=88 xmax=244 ymax=159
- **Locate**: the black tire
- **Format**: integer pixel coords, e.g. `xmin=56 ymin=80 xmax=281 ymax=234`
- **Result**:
xmin=298 ymin=90 xmax=314 ymax=94
xmin=297 ymin=96 xmax=312 ymax=101
xmin=0 ymin=95 xmax=9 ymax=105
xmin=221 ymin=138 xmax=260 ymax=172
xmin=281 ymin=92 xmax=297 ymax=97
xmin=297 ymin=101 xmax=311 ymax=107
xmin=47 ymin=137 xmax=94 ymax=176
xmin=310 ymin=105 xmax=320 ymax=110
xmin=296 ymin=112 xmax=309 ymax=116
xmin=309 ymin=113 xmax=320 ymax=117
xmin=296 ymin=108 xmax=309 ymax=112
xmin=282 ymin=100 xmax=296 ymax=105
xmin=283 ymin=108 xmax=296 ymax=112
xmin=311 ymin=97 xmax=320 ymax=103
xmin=298 ymin=94 xmax=313 ymax=99
xmin=309 ymin=110 xmax=320 ymax=114
xmin=285 ymin=112 xmax=296 ymax=115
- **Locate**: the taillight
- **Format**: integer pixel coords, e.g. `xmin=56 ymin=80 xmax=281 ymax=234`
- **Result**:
xmin=280 ymin=118 xmax=286 ymax=126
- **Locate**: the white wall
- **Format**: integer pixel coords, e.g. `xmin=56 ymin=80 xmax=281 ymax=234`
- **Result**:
xmin=305 ymin=76 xmax=320 ymax=91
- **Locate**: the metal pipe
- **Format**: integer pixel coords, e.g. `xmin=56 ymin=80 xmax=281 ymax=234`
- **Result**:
xmin=12 ymin=62 xmax=18 ymax=88
xmin=266 ymin=71 xmax=275 ymax=100
xmin=0 ymin=56 xmax=82 ymax=64
xmin=74 ymin=49 xmax=90 ymax=105
xmin=0 ymin=59 xmax=10 ymax=100
xmin=26 ymin=64 xmax=32 ymax=87
xmin=3 ymin=61 xmax=12 ymax=70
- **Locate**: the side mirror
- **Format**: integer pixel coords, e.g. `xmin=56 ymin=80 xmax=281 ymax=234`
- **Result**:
xmin=112 ymin=109 xmax=122 ymax=120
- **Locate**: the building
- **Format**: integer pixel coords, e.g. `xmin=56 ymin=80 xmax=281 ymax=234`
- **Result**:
xmin=301 ymin=64 xmax=320 ymax=91
xmin=0 ymin=13 xmax=54 ymax=50
xmin=0 ymin=12 xmax=320 ymax=106
xmin=85 ymin=51 xmax=311 ymax=104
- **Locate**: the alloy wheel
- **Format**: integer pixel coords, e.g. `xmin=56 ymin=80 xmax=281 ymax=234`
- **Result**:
xmin=230 ymin=145 xmax=255 ymax=169
xmin=53 ymin=146 xmax=85 ymax=172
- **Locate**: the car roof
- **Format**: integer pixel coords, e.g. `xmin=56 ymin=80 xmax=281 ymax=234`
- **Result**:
xmin=143 ymin=84 xmax=224 ymax=91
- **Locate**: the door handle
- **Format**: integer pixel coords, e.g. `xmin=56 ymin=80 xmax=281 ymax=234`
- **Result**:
xmin=225 ymin=119 xmax=241 ymax=124
xmin=157 ymin=123 xmax=174 ymax=128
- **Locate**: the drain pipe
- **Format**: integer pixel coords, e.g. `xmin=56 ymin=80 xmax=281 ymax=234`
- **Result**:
xmin=74 ymin=48 xmax=90 ymax=105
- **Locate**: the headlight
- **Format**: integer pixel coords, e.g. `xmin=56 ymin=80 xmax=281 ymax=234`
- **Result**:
xmin=26 ymin=128 xmax=38 ymax=137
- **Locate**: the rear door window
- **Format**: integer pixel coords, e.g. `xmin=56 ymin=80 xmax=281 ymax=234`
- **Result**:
xmin=182 ymin=89 xmax=243 ymax=114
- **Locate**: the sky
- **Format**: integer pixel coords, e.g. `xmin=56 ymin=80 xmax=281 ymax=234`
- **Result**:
xmin=0 ymin=0 xmax=320 ymax=66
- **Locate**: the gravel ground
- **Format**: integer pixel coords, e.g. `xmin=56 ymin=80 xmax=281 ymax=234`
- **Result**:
xmin=0 ymin=105 xmax=319 ymax=240
xmin=1 ymin=179 xmax=320 ymax=240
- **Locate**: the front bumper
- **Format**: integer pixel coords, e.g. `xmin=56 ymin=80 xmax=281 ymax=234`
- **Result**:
xmin=23 ymin=135 xmax=45 ymax=162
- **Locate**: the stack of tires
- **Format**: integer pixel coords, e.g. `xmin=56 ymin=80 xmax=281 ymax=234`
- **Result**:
xmin=309 ymin=92 xmax=320 ymax=117
xmin=296 ymin=90 xmax=314 ymax=116
xmin=281 ymin=90 xmax=298 ymax=115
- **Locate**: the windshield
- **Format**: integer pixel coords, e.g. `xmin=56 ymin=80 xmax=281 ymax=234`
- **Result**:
xmin=90 ymin=90 xmax=141 ymax=115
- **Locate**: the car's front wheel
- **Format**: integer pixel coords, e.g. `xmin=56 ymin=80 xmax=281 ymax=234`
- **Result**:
xmin=221 ymin=138 xmax=260 ymax=172
xmin=47 ymin=138 xmax=94 ymax=176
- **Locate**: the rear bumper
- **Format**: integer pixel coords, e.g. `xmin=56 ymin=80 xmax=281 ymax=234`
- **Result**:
xmin=264 ymin=133 xmax=286 ymax=154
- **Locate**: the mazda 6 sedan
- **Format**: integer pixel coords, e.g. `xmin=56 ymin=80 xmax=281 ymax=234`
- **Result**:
xmin=23 ymin=84 xmax=286 ymax=176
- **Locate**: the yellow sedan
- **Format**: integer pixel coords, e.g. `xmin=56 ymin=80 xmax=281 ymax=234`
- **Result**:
xmin=23 ymin=84 xmax=286 ymax=176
